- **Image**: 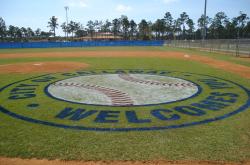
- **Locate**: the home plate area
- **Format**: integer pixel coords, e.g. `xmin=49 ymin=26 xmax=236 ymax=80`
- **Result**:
xmin=48 ymin=74 xmax=199 ymax=106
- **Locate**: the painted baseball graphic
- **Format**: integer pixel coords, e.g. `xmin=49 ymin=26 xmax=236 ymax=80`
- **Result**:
xmin=47 ymin=74 xmax=199 ymax=106
xmin=1 ymin=70 xmax=249 ymax=132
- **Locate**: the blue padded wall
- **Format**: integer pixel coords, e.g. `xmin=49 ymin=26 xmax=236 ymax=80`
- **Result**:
xmin=0 ymin=40 xmax=165 ymax=49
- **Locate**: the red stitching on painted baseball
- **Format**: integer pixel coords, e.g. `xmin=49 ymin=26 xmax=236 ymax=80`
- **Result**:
xmin=52 ymin=82 xmax=134 ymax=106
xmin=118 ymin=74 xmax=195 ymax=88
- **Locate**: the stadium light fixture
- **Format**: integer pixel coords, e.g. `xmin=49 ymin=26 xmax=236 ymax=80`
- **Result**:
xmin=203 ymin=0 xmax=207 ymax=40
xmin=64 ymin=6 xmax=69 ymax=39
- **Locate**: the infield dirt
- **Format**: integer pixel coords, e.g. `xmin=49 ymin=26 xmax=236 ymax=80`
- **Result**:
xmin=1 ymin=157 xmax=249 ymax=165
xmin=0 ymin=51 xmax=249 ymax=78
xmin=0 ymin=62 xmax=89 ymax=73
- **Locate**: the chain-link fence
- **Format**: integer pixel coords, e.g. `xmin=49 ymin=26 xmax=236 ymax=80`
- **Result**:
xmin=167 ymin=39 xmax=250 ymax=57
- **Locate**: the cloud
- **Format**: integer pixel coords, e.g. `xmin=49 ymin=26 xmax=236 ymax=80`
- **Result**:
xmin=66 ymin=0 xmax=87 ymax=8
xmin=162 ymin=0 xmax=178 ymax=4
xmin=115 ymin=4 xmax=132 ymax=13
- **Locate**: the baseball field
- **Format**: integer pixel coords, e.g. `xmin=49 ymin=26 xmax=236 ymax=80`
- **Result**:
xmin=0 ymin=46 xmax=249 ymax=165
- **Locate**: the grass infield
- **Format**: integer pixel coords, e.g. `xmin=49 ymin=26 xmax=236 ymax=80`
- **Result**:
xmin=0 ymin=46 xmax=249 ymax=162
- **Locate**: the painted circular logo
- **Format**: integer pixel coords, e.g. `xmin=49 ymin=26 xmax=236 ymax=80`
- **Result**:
xmin=0 ymin=70 xmax=249 ymax=132
xmin=47 ymin=74 xmax=199 ymax=106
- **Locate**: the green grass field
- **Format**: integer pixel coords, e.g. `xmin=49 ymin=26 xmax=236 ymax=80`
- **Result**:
xmin=0 ymin=47 xmax=249 ymax=162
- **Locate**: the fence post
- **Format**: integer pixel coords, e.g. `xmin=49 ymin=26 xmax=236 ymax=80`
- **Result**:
xmin=236 ymin=38 xmax=239 ymax=57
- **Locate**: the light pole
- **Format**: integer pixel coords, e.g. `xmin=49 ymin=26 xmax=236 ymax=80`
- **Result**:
xmin=64 ymin=6 xmax=69 ymax=39
xmin=203 ymin=0 xmax=207 ymax=40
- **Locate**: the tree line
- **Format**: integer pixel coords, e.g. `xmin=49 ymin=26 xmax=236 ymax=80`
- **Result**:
xmin=0 ymin=11 xmax=250 ymax=42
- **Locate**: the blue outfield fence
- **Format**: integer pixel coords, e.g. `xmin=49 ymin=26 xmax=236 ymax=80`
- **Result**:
xmin=0 ymin=40 xmax=165 ymax=49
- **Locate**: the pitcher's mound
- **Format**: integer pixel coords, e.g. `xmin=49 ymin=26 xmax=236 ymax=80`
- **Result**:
xmin=0 ymin=62 xmax=89 ymax=74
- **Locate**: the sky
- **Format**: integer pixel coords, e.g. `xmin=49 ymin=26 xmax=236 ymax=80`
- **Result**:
xmin=1 ymin=0 xmax=250 ymax=36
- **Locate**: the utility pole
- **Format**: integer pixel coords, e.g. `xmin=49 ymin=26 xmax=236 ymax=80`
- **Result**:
xmin=203 ymin=0 xmax=207 ymax=40
xmin=64 ymin=6 xmax=69 ymax=39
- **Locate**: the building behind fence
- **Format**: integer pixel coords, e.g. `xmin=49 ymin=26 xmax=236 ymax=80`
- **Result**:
xmin=167 ymin=39 xmax=250 ymax=57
